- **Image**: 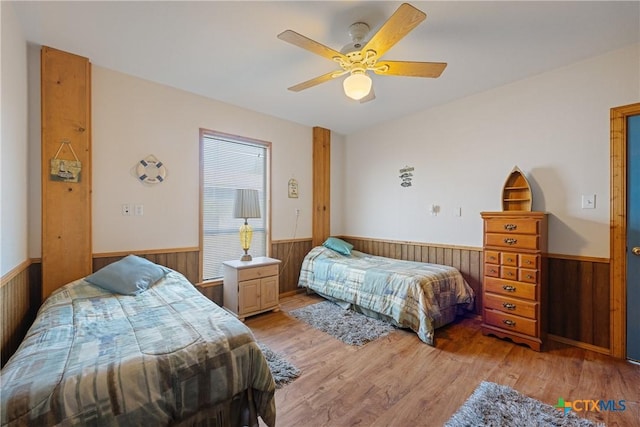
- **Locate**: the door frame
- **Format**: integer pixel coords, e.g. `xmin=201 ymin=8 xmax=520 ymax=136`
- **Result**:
xmin=610 ymin=102 xmax=640 ymax=359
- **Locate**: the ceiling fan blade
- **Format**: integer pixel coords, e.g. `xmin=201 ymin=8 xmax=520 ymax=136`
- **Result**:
xmin=362 ymin=3 xmax=426 ymax=59
xmin=278 ymin=30 xmax=348 ymax=62
xmin=374 ymin=61 xmax=447 ymax=78
xmin=359 ymin=87 xmax=376 ymax=104
xmin=287 ymin=70 xmax=339 ymax=92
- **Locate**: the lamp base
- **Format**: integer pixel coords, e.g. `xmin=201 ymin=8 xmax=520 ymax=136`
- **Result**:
xmin=240 ymin=253 xmax=252 ymax=262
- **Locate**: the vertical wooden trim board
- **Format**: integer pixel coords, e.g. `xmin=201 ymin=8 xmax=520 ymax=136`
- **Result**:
xmin=312 ymin=127 xmax=330 ymax=247
xmin=41 ymin=47 xmax=92 ymax=300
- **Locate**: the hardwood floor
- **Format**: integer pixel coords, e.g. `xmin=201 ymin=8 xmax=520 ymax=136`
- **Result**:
xmin=247 ymin=293 xmax=640 ymax=427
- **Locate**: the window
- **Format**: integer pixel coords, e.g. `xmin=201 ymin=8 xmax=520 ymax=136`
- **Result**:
xmin=200 ymin=130 xmax=270 ymax=281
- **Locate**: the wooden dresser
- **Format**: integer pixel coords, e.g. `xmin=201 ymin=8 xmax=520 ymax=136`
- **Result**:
xmin=480 ymin=212 xmax=548 ymax=351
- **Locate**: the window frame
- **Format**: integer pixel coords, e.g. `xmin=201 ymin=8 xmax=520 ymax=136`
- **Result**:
xmin=198 ymin=128 xmax=272 ymax=283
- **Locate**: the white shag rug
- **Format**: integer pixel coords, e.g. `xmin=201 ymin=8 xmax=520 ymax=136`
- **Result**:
xmin=257 ymin=342 xmax=300 ymax=388
xmin=445 ymin=381 xmax=605 ymax=427
xmin=289 ymin=301 xmax=396 ymax=346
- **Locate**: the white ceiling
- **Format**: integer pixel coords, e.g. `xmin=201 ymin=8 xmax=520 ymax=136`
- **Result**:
xmin=11 ymin=1 xmax=640 ymax=135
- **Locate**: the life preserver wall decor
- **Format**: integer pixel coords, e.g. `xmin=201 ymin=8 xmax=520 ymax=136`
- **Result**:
xmin=136 ymin=155 xmax=167 ymax=184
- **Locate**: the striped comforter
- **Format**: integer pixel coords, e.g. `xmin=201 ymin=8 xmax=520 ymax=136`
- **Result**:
xmin=298 ymin=246 xmax=475 ymax=345
xmin=1 ymin=271 xmax=275 ymax=426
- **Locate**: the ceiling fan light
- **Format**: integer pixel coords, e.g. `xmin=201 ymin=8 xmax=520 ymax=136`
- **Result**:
xmin=343 ymin=73 xmax=372 ymax=100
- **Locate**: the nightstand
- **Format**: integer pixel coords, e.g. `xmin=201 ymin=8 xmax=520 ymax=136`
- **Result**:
xmin=222 ymin=257 xmax=281 ymax=321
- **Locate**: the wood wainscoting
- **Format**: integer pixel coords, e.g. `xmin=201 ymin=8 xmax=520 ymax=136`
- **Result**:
xmin=547 ymin=254 xmax=611 ymax=353
xmin=0 ymin=243 xmax=612 ymax=366
xmin=1 ymin=261 xmax=40 ymax=367
xmin=271 ymin=238 xmax=314 ymax=295
xmin=93 ymin=248 xmax=200 ymax=285
xmin=341 ymin=237 xmax=613 ymax=354
xmin=342 ymin=236 xmax=483 ymax=315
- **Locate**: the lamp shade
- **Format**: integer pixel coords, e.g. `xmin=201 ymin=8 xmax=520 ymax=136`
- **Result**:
xmin=343 ymin=73 xmax=372 ymax=100
xmin=233 ymin=189 xmax=261 ymax=219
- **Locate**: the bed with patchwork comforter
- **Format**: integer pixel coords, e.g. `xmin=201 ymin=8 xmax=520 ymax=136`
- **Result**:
xmin=298 ymin=246 xmax=475 ymax=345
xmin=0 ymin=270 xmax=276 ymax=426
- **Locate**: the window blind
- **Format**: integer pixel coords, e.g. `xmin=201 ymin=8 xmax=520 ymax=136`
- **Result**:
xmin=201 ymin=133 xmax=267 ymax=280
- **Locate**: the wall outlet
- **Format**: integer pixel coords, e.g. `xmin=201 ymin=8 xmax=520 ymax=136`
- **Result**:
xmin=295 ymin=208 xmax=300 ymax=216
xmin=121 ymin=203 xmax=131 ymax=216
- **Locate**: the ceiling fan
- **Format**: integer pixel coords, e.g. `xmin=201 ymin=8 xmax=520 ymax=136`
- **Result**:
xmin=277 ymin=2 xmax=447 ymax=102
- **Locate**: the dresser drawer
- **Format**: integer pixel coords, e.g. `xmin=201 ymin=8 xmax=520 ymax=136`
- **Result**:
xmin=485 ymin=250 xmax=500 ymax=264
xmin=519 ymin=268 xmax=538 ymax=284
xmin=484 ymin=277 xmax=536 ymax=300
xmin=484 ymin=263 xmax=500 ymax=277
xmin=237 ymin=264 xmax=279 ymax=281
xmin=485 ymin=218 xmax=539 ymax=234
xmin=519 ymin=254 xmax=539 ymax=268
xmin=500 ymin=266 xmax=518 ymax=280
xmin=484 ymin=293 xmax=537 ymax=319
xmin=500 ymin=252 xmax=518 ymax=266
xmin=485 ymin=233 xmax=539 ymax=250
xmin=484 ymin=309 xmax=537 ymax=336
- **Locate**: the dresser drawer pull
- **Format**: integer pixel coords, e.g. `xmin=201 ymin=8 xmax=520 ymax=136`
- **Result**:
xmin=502 ymin=319 xmax=516 ymax=327
xmin=504 ymin=224 xmax=517 ymax=231
xmin=489 ymin=269 xmax=497 ymax=274
xmin=526 ymin=260 xmax=533 ymax=265
xmin=526 ymin=274 xmax=533 ymax=279
xmin=507 ymin=257 xmax=514 ymax=263
xmin=502 ymin=303 xmax=517 ymax=310
xmin=506 ymin=272 xmax=514 ymax=277
xmin=503 ymin=238 xmax=518 ymax=245
xmin=502 ymin=285 xmax=517 ymax=292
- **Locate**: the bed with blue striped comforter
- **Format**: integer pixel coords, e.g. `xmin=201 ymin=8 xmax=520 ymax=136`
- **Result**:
xmin=1 ymin=271 xmax=276 ymax=426
xmin=298 ymin=246 xmax=475 ymax=345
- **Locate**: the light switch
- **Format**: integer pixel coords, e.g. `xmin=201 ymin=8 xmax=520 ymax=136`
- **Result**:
xmin=134 ymin=204 xmax=144 ymax=216
xmin=581 ymin=194 xmax=596 ymax=209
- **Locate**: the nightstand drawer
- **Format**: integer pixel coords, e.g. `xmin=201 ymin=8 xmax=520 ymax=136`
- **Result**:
xmin=238 ymin=264 xmax=279 ymax=281
xmin=485 ymin=277 xmax=536 ymax=301
xmin=485 ymin=309 xmax=537 ymax=336
xmin=484 ymin=293 xmax=537 ymax=319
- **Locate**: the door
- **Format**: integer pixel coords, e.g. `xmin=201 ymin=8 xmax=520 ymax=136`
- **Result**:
xmin=239 ymin=279 xmax=261 ymax=314
xmin=627 ymin=114 xmax=640 ymax=362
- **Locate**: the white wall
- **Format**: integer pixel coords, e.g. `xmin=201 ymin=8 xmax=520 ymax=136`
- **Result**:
xmin=90 ymin=67 xmax=313 ymax=253
xmin=1 ymin=2 xmax=29 ymax=275
xmin=343 ymin=44 xmax=640 ymax=258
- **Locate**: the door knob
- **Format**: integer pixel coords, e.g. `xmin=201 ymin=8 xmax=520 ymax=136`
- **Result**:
xmin=633 ymin=247 xmax=640 ymax=256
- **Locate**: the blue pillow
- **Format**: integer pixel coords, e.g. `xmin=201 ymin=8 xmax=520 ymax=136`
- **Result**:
xmin=322 ymin=237 xmax=353 ymax=256
xmin=85 ymin=254 xmax=170 ymax=295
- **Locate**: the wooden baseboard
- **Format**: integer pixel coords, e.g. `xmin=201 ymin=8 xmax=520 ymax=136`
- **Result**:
xmin=547 ymin=334 xmax=611 ymax=356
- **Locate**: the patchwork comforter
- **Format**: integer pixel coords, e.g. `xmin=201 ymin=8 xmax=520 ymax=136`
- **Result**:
xmin=298 ymin=246 xmax=475 ymax=345
xmin=1 ymin=271 xmax=276 ymax=426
